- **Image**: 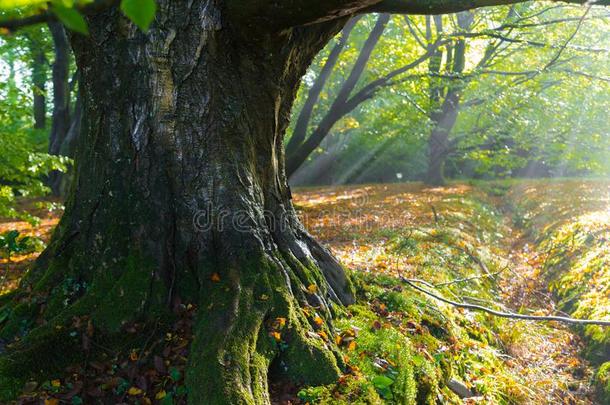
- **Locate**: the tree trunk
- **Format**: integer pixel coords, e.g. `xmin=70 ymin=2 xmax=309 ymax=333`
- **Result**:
xmin=424 ymin=12 xmax=471 ymax=186
xmin=31 ymin=47 xmax=46 ymax=129
xmin=425 ymin=127 xmax=449 ymax=186
xmin=286 ymin=16 xmax=360 ymax=154
xmin=47 ymin=21 xmax=72 ymax=195
xmin=0 ymin=4 xmax=354 ymax=404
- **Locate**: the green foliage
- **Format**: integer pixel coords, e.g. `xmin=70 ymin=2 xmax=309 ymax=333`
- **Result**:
xmin=51 ymin=3 xmax=88 ymax=34
xmin=0 ymin=229 xmax=44 ymax=260
xmin=0 ymin=74 xmax=69 ymax=223
xmin=0 ymin=0 xmax=158 ymax=33
xmin=597 ymin=362 xmax=610 ymax=403
xmin=120 ymin=0 xmax=157 ymax=31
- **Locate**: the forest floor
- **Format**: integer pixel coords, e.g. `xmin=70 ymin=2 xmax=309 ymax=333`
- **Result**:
xmin=1 ymin=180 xmax=609 ymax=404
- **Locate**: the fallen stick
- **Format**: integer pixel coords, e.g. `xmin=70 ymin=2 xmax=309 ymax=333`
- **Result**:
xmin=400 ymin=277 xmax=610 ymax=326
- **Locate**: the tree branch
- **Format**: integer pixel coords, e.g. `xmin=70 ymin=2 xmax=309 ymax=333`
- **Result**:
xmin=366 ymin=0 xmax=610 ymax=15
xmin=401 ymin=277 xmax=610 ymax=326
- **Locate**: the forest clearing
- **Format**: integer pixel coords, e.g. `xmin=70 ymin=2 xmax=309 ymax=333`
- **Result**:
xmin=1 ymin=180 xmax=608 ymax=403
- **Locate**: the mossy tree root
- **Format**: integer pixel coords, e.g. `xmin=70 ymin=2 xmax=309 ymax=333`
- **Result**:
xmin=0 ymin=230 xmax=349 ymax=404
xmin=187 ymin=252 xmax=344 ymax=404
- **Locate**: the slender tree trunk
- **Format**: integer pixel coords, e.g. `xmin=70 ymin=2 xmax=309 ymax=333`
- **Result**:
xmin=31 ymin=47 xmax=46 ymax=129
xmin=286 ymin=16 xmax=360 ymax=154
xmin=0 ymin=4 xmax=353 ymax=404
xmin=47 ymin=21 xmax=72 ymax=195
xmin=286 ymin=14 xmax=389 ymax=178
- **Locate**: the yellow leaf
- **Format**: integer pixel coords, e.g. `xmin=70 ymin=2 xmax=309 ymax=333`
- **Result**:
xmin=276 ymin=317 xmax=286 ymax=328
xmin=318 ymin=330 xmax=328 ymax=341
xmin=348 ymin=341 xmax=357 ymax=351
xmin=270 ymin=331 xmax=281 ymax=341
xmin=306 ymin=284 xmax=317 ymax=294
xmin=156 ymin=390 xmax=167 ymax=399
xmin=128 ymin=387 xmax=143 ymax=396
xmin=313 ymin=316 xmax=324 ymax=327
xmin=50 ymin=379 xmax=61 ymax=387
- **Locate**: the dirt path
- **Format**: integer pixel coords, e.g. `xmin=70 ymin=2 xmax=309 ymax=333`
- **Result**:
xmin=496 ymin=212 xmax=597 ymax=404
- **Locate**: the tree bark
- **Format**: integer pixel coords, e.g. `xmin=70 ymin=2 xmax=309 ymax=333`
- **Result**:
xmin=0 ymin=3 xmax=354 ymax=404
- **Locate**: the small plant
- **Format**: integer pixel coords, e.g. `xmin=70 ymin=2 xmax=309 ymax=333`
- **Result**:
xmin=0 ymin=230 xmax=44 ymax=261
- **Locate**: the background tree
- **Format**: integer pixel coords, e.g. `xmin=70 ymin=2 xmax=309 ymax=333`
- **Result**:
xmin=287 ymin=3 xmax=609 ymax=185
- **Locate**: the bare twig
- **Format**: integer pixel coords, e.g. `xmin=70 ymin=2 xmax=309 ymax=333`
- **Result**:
xmin=434 ymin=266 xmax=508 ymax=287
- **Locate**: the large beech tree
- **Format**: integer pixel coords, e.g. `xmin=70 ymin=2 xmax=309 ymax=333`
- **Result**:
xmin=0 ymin=0 xmax=607 ymax=403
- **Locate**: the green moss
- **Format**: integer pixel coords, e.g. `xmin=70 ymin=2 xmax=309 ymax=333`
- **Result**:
xmin=0 ymin=321 xmax=78 ymax=401
xmin=596 ymin=362 xmax=610 ymax=404
xmin=91 ymin=254 xmax=168 ymax=332
xmin=0 ymin=302 xmax=36 ymax=341
xmin=184 ymin=252 xmax=346 ymax=404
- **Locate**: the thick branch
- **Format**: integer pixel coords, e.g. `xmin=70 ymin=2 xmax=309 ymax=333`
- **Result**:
xmin=366 ymin=0 xmax=610 ymax=15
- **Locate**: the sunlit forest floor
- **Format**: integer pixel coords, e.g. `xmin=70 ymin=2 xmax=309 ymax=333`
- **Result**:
xmin=1 ymin=180 xmax=609 ymax=404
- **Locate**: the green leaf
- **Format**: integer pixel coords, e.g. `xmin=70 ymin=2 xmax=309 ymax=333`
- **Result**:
xmin=169 ymin=367 xmax=181 ymax=382
xmin=52 ymin=5 xmax=88 ymax=34
xmin=160 ymin=393 xmax=174 ymax=405
xmin=120 ymin=0 xmax=157 ymax=31
xmin=372 ymin=375 xmax=394 ymax=389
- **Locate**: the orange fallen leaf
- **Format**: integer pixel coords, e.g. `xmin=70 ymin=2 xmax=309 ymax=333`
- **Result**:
xmin=307 ymin=284 xmax=317 ymax=294
xmin=211 ymin=273 xmax=221 ymax=282
xmin=348 ymin=341 xmax=357 ymax=351
xmin=44 ymin=399 xmax=59 ymax=405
